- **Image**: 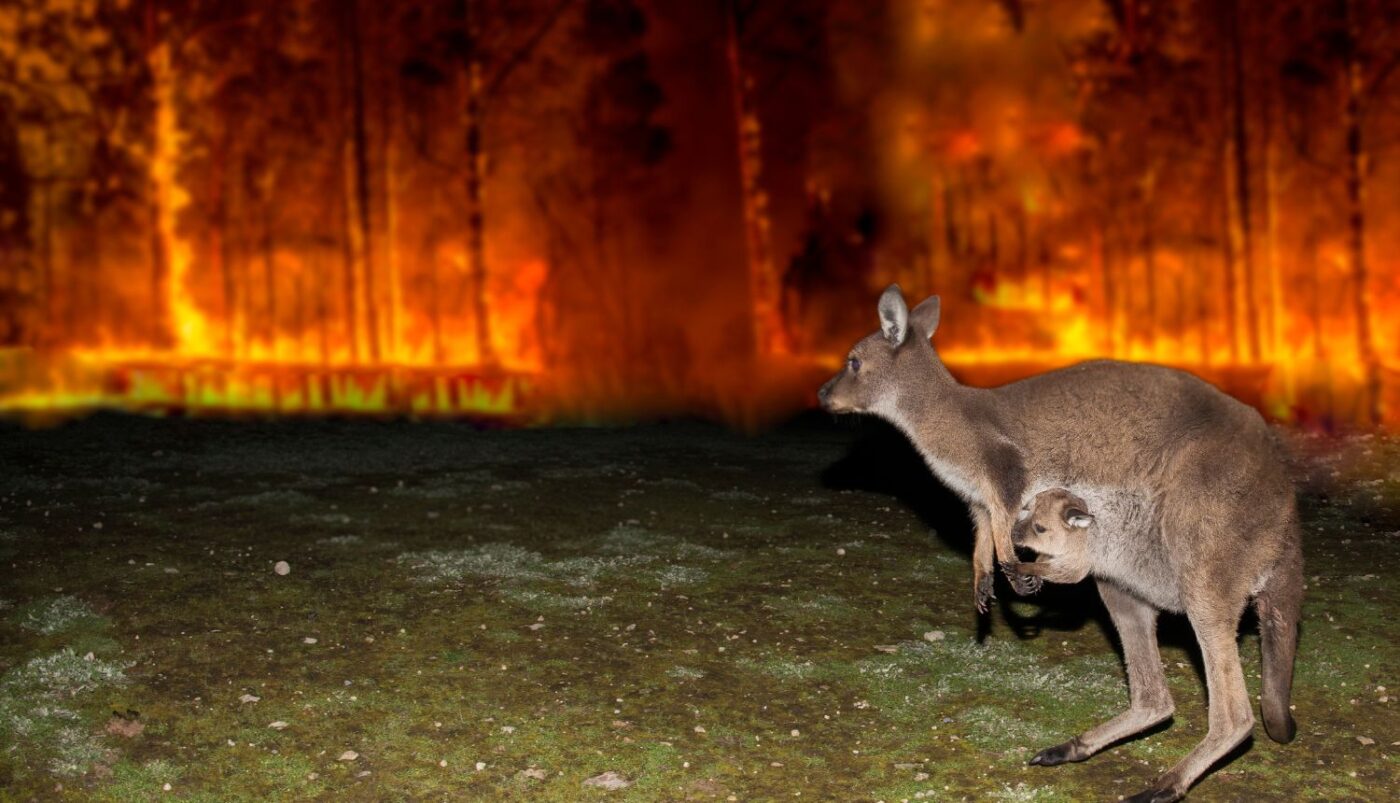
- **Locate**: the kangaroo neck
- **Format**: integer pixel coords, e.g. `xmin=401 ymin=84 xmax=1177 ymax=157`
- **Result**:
xmin=885 ymin=377 xmax=999 ymax=467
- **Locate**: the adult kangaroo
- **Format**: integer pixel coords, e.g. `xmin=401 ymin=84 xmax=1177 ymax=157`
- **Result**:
xmin=817 ymin=286 xmax=1303 ymax=802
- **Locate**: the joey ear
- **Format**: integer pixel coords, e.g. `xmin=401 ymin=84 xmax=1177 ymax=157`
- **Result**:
xmin=878 ymin=284 xmax=908 ymax=346
xmin=1015 ymin=505 xmax=1031 ymax=522
xmin=909 ymin=295 xmax=941 ymax=338
xmin=1064 ymin=508 xmax=1094 ymax=529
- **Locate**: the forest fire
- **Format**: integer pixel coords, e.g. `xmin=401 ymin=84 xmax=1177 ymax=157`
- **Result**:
xmin=1 ymin=0 xmax=1398 ymax=427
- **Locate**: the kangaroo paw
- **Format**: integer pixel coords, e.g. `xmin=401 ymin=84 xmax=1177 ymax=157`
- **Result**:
xmin=974 ymin=571 xmax=995 ymax=614
xmin=1121 ymin=786 xmax=1182 ymax=803
xmin=1002 ymin=561 xmax=1043 ymax=596
xmin=1027 ymin=738 xmax=1086 ymax=767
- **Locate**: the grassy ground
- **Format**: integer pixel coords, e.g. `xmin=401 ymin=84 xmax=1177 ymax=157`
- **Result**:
xmin=0 ymin=414 xmax=1394 ymax=801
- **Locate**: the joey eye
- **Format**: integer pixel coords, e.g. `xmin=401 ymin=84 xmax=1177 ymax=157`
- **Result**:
xmin=847 ymin=356 xmax=862 ymax=373
xmin=1033 ymin=524 xmax=1047 ymax=534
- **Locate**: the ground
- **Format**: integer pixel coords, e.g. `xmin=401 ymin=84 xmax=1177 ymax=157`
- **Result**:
xmin=0 ymin=414 xmax=1395 ymax=802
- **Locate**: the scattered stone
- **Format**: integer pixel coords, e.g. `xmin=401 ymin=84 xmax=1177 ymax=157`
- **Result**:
xmin=874 ymin=644 xmax=899 ymax=654
xmin=163 ymin=783 xmax=172 ymax=791
xmin=894 ymin=763 xmax=920 ymax=770
xmin=303 ymin=637 xmax=318 ymax=645
xmin=338 ymin=750 xmax=359 ymax=761
xmin=1356 ymin=736 xmax=1375 ymax=746
xmin=528 ymin=623 xmax=545 ymax=631
xmin=517 ymin=767 xmax=548 ymax=781
xmin=790 ymin=729 xmax=801 ymax=737
xmin=836 ymin=548 xmax=846 ymax=556
xmin=583 ymin=771 xmax=632 ymax=790
xmin=475 ymin=761 xmax=487 ymax=771
xmin=239 ymin=694 xmax=261 ymax=704
xmin=501 ymin=725 xmax=516 ymax=734
xmin=274 ymin=561 xmax=291 ymax=576
xmin=914 ymin=772 xmax=930 ymax=781
xmin=694 ymin=725 xmax=707 ymax=734
xmin=923 ymin=630 xmax=946 ymax=642
xmin=269 ymin=721 xmax=289 ymax=730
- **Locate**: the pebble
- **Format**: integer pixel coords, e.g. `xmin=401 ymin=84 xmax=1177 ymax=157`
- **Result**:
xmin=1357 ymin=736 xmax=1375 ymax=746
xmin=338 ymin=751 xmax=359 ymax=761
xmin=923 ymin=630 xmax=945 ymax=642
xmin=268 ymin=721 xmax=288 ymax=730
xmin=583 ymin=771 xmax=632 ymax=790
xmin=274 ymin=561 xmax=291 ymax=576
xmin=303 ymin=637 xmax=318 ymax=644
xmin=475 ymin=761 xmax=487 ymax=771
xmin=239 ymin=694 xmax=261 ymax=704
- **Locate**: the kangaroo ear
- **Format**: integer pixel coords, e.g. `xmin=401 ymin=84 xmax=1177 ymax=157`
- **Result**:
xmin=1063 ymin=508 xmax=1094 ymax=529
xmin=1015 ymin=504 xmax=1031 ymax=522
xmin=909 ymin=295 xmax=941 ymax=338
xmin=877 ymin=284 xmax=908 ymax=346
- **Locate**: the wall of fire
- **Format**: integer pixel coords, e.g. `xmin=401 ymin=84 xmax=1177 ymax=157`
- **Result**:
xmin=1 ymin=0 xmax=1397 ymax=427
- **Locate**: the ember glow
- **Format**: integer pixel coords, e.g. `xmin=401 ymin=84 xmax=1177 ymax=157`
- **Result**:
xmin=1 ymin=0 xmax=1397 ymax=426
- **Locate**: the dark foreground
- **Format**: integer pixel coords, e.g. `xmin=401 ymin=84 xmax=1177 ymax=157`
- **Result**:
xmin=0 ymin=415 xmax=1394 ymax=801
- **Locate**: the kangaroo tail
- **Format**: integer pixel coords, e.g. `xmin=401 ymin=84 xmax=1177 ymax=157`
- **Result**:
xmin=1255 ymin=536 xmax=1304 ymax=744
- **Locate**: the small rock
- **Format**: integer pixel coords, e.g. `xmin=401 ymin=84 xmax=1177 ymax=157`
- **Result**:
xmin=439 ymin=760 xmax=447 ymax=768
xmin=894 ymin=763 xmax=919 ymax=770
xmin=790 ymin=729 xmax=801 ymax=737
xmin=583 ymin=771 xmax=632 ymax=790
xmin=528 ymin=623 xmax=545 ymax=631
xmin=914 ymin=772 xmax=930 ymax=781
xmin=239 ymin=694 xmax=261 ymax=704
xmin=923 ymin=630 xmax=945 ymax=642
xmin=475 ymin=761 xmax=487 ymax=771
xmin=517 ymin=767 xmax=548 ymax=781
xmin=338 ymin=750 xmax=359 ymax=761
xmin=303 ymin=637 xmax=318 ymax=645
xmin=274 ymin=561 xmax=291 ymax=576
xmin=1356 ymin=736 xmax=1375 ymax=746
xmin=694 ymin=725 xmax=707 ymax=733
xmin=268 ymin=721 xmax=289 ymax=730
xmin=501 ymin=725 xmax=516 ymax=734
xmin=874 ymin=644 xmax=899 ymax=654
xmin=163 ymin=783 xmax=172 ymax=791
xmin=836 ymin=548 xmax=846 ymax=556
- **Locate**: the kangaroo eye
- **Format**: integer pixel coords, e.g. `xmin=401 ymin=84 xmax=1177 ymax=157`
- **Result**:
xmin=1033 ymin=524 xmax=1047 ymax=534
xmin=847 ymin=356 xmax=861 ymax=373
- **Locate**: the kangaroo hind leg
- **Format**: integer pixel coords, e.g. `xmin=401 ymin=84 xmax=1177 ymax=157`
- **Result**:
xmin=1030 ymin=579 xmax=1173 ymax=767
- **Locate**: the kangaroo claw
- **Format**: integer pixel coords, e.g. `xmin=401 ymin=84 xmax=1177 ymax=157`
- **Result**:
xmin=1028 ymin=738 xmax=1085 ymax=767
xmin=1002 ymin=561 xmax=1043 ymax=596
xmin=974 ymin=572 xmax=995 ymax=614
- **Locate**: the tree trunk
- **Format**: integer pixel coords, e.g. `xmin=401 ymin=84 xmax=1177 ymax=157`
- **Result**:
xmin=346 ymin=0 xmax=380 ymax=363
xmin=726 ymin=0 xmax=788 ymax=357
xmin=1344 ymin=0 xmax=1381 ymax=426
xmin=465 ymin=56 xmax=496 ymax=366
xmin=1226 ymin=0 xmax=1260 ymax=362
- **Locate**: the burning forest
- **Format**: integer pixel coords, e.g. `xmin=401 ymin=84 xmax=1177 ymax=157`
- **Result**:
xmin=1 ymin=0 xmax=1399 ymax=425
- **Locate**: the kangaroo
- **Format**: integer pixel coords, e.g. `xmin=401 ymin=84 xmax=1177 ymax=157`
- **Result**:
xmin=818 ymin=285 xmax=1304 ymax=802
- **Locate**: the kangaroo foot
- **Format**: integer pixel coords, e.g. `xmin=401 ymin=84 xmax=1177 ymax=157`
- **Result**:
xmin=1027 ymin=738 xmax=1087 ymax=767
xmin=1002 ymin=561 xmax=1043 ymax=596
xmin=974 ymin=570 xmax=995 ymax=614
xmin=1121 ymin=785 xmax=1182 ymax=803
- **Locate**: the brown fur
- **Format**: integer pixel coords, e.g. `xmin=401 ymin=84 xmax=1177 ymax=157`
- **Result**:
xmin=818 ymin=286 xmax=1304 ymax=801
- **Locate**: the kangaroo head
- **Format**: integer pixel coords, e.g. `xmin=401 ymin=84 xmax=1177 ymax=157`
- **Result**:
xmin=1013 ymin=489 xmax=1094 ymax=557
xmin=818 ymin=284 xmax=946 ymax=416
